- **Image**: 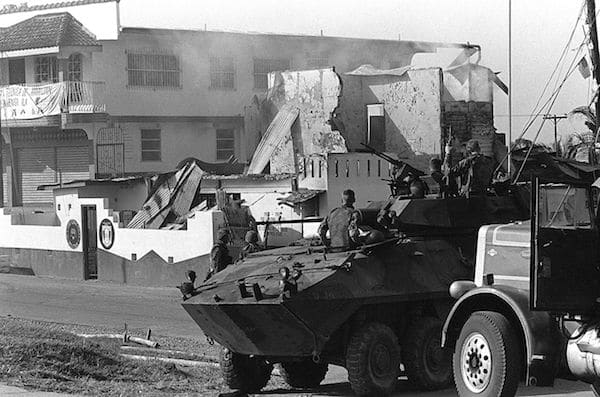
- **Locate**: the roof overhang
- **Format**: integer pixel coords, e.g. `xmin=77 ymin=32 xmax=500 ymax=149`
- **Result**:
xmin=0 ymin=46 xmax=59 ymax=58
xmin=59 ymin=45 xmax=103 ymax=55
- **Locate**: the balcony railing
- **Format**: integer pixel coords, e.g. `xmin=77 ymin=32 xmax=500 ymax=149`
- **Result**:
xmin=0 ymin=81 xmax=106 ymax=121
xmin=62 ymin=81 xmax=106 ymax=113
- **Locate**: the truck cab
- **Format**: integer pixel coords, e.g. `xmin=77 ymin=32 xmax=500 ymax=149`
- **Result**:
xmin=443 ymin=178 xmax=600 ymax=396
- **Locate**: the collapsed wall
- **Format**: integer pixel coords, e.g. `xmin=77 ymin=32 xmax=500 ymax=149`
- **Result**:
xmin=248 ymin=63 xmax=506 ymax=175
xmin=247 ymin=69 xmax=348 ymax=175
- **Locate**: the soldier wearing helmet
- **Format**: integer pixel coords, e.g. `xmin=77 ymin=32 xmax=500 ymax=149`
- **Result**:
xmin=204 ymin=228 xmax=233 ymax=281
xmin=318 ymin=189 xmax=356 ymax=250
xmin=447 ymin=139 xmax=495 ymax=197
xmin=239 ymin=230 xmax=261 ymax=259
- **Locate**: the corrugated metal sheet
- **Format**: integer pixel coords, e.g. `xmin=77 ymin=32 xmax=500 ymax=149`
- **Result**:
xmin=57 ymin=146 xmax=90 ymax=184
xmin=17 ymin=147 xmax=56 ymax=205
xmin=247 ymin=104 xmax=299 ymax=174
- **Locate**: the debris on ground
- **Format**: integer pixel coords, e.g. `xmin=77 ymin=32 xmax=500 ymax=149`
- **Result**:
xmin=0 ymin=317 xmax=286 ymax=396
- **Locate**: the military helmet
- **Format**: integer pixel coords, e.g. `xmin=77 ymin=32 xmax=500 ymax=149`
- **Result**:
xmin=466 ymin=139 xmax=481 ymax=154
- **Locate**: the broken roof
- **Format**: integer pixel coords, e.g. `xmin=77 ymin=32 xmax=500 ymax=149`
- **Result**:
xmin=278 ymin=189 xmax=325 ymax=206
xmin=0 ymin=0 xmax=116 ymax=15
xmin=0 ymin=12 xmax=99 ymax=52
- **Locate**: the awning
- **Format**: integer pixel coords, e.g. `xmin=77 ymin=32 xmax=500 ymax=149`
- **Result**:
xmin=247 ymin=104 xmax=299 ymax=174
xmin=278 ymin=189 xmax=324 ymax=205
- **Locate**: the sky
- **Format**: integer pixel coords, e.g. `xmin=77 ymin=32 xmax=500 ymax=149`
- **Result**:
xmin=0 ymin=0 xmax=592 ymax=144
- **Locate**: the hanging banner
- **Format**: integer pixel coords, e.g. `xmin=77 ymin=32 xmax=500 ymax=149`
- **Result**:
xmin=0 ymin=83 xmax=64 ymax=120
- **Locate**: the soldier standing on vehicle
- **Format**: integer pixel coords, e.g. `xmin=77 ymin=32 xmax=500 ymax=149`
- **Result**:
xmin=429 ymin=157 xmax=447 ymax=198
xmin=205 ymin=229 xmax=233 ymax=281
xmin=318 ymin=189 xmax=356 ymax=250
xmin=447 ymin=139 xmax=495 ymax=197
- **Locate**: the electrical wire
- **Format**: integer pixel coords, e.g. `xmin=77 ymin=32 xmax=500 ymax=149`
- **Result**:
xmin=513 ymin=42 xmax=587 ymax=181
xmin=494 ymin=2 xmax=589 ymax=178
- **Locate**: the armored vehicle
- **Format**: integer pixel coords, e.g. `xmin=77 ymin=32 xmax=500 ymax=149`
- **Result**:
xmin=181 ymin=191 xmax=528 ymax=396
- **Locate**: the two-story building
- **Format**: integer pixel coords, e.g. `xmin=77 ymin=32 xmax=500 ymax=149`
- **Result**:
xmin=0 ymin=3 xmax=476 ymax=208
xmin=0 ymin=12 xmax=105 ymax=207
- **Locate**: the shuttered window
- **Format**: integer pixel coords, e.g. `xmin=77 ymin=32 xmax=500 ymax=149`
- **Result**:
xmin=216 ymin=129 xmax=235 ymax=161
xmin=141 ymin=129 xmax=161 ymax=162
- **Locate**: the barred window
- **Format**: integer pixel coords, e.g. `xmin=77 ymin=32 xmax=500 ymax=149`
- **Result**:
xmin=34 ymin=56 xmax=58 ymax=83
xmin=127 ymin=53 xmax=180 ymax=88
xmin=141 ymin=129 xmax=161 ymax=162
xmin=216 ymin=129 xmax=235 ymax=161
xmin=306 ymin=56 xmax=329 ymax=69
xmin=210 ymin=57 xmax=235 ymax=89
xmin=253 ymin=58 xmax=290 ymax=89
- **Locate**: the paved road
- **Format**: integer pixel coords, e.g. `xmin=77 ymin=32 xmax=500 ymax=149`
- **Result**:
xmin=0 ymin=274 xmax=594 ymax=397
xmin=0 ymin=273 xmax=201 ymax=338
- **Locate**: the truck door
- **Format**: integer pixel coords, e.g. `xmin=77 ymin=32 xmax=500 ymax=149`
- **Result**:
xmin=531 ymin=178 xmax=600 ymax=314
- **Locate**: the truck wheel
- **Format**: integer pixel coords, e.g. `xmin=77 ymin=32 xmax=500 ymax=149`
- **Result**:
xmin=453 ymin=311 xmax=520 ymax=397
xmin=403 ymin=317 xmax=452 ymax=390
xmin=220 ymin=347 xmax=272 ymax=392
xmin=279 ymin=360 xmax=328 ymax=388
xmin=346 ymin=322 xmax=400 ymax=397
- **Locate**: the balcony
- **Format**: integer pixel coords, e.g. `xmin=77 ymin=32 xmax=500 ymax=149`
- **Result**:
xmin=0 ymin=81 xmax=106 ymax=124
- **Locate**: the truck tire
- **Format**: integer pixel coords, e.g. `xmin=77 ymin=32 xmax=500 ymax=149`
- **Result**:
xmin=219 ymin=347 xmax=272 ymax=392
xmin=279 ymin=360 xmax=328 ymax=388
xmin=453 ymin=311 xmax=520 ymax=397
xmin=403 ymin=316 xmax=452 ymax=390
xmin=346 ymin=322 xmax=400 ymax=397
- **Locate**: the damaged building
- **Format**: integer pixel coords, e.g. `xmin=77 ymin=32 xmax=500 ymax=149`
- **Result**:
xmin=246 ymin=56 xmax=507 ymax=210
xmin=0 ymin=0 xmax=507 ymax=286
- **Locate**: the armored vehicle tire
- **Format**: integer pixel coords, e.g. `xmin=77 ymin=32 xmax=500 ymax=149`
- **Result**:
xmin=279 ymin=360 xmax=328 ymax=388
xmin=403 ymin=317 xmax=452 ymax=390
xmin=346 ymin=322 xmax=401 ymax=397
xmin=453 ymin=311 xmax=520 ymax=397
xmin=219 ymin=347 xmax=272 ymax=392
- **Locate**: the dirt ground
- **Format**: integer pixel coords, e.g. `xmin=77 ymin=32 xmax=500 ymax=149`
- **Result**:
xmin=0 ymin=317 xmax=289 ymax=396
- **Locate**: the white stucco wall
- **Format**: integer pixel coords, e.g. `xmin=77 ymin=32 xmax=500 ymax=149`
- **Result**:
xmin=0 ymin=188 xmax=224 ymax=263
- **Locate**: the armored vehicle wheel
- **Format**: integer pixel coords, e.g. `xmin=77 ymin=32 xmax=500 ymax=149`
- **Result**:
xmin=346 ymin=322 xmax=400 ymax=397
xmin=403 ymin=317 xmax=452 ymax=390
xmin=279 ymin=360 xmax=328 ymax=388
xmin=219 ymin=347 xmax=272 ymax=392
xmin=453 ymin=311 xmax=520 ymax=397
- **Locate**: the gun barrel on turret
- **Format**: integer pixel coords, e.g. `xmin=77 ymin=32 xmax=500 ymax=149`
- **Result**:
xmin=360 ymin=143 xmax=425 ymax=178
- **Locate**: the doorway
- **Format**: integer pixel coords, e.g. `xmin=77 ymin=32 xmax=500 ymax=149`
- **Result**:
xmin=367 ymin=104 xmax=385 ymax=151
xmin=8 ymin=59 xmax=25 ymax=85
xmin=81 ymin=205 xmax=98 ymax=280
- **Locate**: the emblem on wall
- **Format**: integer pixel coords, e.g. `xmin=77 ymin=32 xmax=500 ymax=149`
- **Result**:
xmin=66 ymin=219 xmax=81 ymax=249
xmin=99 ymin=219 xmax=115 ymax=249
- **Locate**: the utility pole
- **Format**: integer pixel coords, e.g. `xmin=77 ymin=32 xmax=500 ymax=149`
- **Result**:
xmin=542 ymin=114 xmax=567 ymax=153
xmin=587 ymin=0 xmax=600 ymax=127
xmin=586 ymin=0 xmax=600 ymax=167
xmin=508 ymin=0 xmax=512 ymax=175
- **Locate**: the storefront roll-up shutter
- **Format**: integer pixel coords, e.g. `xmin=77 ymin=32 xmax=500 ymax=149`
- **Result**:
xmin=56 ymin=146 xmax=90 ymax=185
xmin=2 ymin=146 xmax=8 ymax=206
xmin=17 ymin=147 xmax=56 ymax=205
